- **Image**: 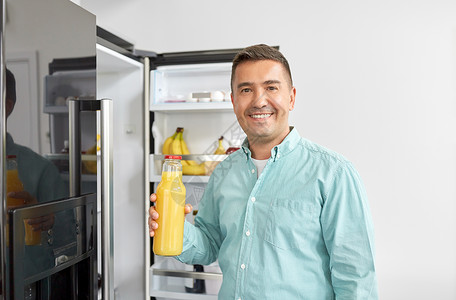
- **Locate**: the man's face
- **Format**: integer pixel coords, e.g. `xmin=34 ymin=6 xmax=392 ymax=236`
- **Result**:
xmin=231 ymin=60 xmax=296 ymax=146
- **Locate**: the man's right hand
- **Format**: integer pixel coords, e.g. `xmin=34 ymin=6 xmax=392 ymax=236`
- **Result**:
xmin=148 ymin=193 xmax=193 ymax=237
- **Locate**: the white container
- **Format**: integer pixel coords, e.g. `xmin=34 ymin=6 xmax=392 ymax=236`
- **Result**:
xmin=210 ymin=91 xmax=224 ymax=102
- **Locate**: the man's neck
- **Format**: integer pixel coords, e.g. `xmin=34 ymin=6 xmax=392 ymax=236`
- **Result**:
xmin=248 ymin=128 xmax=291 ymax=160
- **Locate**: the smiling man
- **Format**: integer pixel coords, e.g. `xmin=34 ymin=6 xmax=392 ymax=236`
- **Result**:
xmin=149 ymin=44 xmax=378 ymax=299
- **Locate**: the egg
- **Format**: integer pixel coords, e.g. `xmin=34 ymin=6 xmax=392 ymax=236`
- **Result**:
xmin=211 ymin=91 xmax=224 ymax=102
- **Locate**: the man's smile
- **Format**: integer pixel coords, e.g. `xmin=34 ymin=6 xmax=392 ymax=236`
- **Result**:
xmin=250 ymin=113 xmax=273 ymax=119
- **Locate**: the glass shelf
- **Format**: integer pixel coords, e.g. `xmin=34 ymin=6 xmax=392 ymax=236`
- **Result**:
xmin=150 ymin=101 xmax=232 ymax=113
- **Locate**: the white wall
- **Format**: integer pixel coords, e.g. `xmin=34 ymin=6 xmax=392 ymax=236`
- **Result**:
xmin=80 ymin=0 xmax=456 ymax=299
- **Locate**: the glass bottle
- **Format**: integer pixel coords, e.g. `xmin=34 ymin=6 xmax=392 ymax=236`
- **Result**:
xmin=153 ymin=155 xmax=186 ymax=256
xmin=6 ymin=155 xmax=24 ymax=208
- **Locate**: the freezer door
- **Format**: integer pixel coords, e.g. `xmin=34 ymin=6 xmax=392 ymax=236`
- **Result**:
xmin=2 ymin=0 xmax=98 ymax=298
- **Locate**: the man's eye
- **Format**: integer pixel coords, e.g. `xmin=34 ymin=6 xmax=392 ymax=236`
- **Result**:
xmin=267 ymin=86 xmax=278 ymax=91
xmin=240 ymin=88 xmax=251 ymax=93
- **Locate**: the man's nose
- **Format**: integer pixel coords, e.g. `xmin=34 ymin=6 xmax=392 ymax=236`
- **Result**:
xmin=253 ymin=89 xmax=269 ymax=108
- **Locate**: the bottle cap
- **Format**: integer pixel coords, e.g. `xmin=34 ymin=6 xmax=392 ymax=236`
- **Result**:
xmin=164 ymin=155 xmax=182 ymax=160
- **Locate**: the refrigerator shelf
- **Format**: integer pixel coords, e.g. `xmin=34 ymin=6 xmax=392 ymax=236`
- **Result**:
xmin=153 ymin=154 xmax=227 ymax=161
xmin=150 ymin=101 xmax=233 ymax=112
xmin=152 ymin=268 xmax=222 ymax=281
xmin=60 ymin=173 xmax=97 ymax=182
xmin=44 ymin=153 xmax=98 ymax=161
xmin=150 ymin=287 xmax=217 ymax=300
xmin=150 ymin=154 xmax=227 ymax=182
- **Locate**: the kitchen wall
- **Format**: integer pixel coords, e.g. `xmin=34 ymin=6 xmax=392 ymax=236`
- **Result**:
xmin=77 ymin=0 xmax=456 ymax=299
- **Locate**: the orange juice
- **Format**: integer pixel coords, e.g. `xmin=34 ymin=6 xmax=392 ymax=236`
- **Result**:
xmin=23 ymin=219 xmax=41 ymax=245
xmin=6 ymin=168 xmax=25 ymax=208
xmin=153 ymin=156 xmax=186 ymax=256
xmin=6 ymin=155 xmax=24 ymax=246
xmin=6 ymin=155 xmax=41 ymax=245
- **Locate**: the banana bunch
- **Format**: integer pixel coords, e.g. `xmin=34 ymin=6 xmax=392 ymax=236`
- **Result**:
xmin=162 ymin=127 xmax=206 ymax=175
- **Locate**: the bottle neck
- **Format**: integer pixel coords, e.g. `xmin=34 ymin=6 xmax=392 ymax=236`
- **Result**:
xmin=6 ymin=158 xmax=18 ymax=170
xmin=161 ymin=160 xmax=182 ymax=178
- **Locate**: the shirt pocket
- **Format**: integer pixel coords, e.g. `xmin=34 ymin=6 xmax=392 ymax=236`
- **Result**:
xmin=263 ymin=198 xmax=319 ymax=250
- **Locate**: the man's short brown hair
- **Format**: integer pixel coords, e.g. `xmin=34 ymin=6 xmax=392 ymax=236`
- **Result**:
xmin=231 ymin=44 xmax=293 ymax=90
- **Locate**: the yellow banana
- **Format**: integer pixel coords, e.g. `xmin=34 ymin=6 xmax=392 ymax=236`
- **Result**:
xmin=182 ymin=163 xmax=206 ymax=176
xmin=162 ymin=128 xmax=180 ymax=154
xmin=170 ymin=129 xmax=189 ymax=166
xmin=180 ymin=130 xmax=197 ymax=166
xmin=214 ymin=136 xmax=226 ymax=155
xmin=171 ymin=130 xmax=183 ymax=155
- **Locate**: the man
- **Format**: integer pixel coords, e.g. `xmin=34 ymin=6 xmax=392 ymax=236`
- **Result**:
xmin=6 ymin=68 xmax=74 ymax=297
xmin=149 ymin=44 xmax=378 ymax=299
xmin=6 ymin=68 xmax=67 ymax=210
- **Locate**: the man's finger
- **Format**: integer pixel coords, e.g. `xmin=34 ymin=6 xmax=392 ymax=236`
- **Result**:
xmin=184 ymin=204 xmax=193 ymax=215
xmin=150 ymin=193 xmax=157 ymax=203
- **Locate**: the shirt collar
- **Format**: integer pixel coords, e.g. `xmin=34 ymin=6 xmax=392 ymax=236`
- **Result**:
xmin=241 ymin=126 xmax=300 ymax=162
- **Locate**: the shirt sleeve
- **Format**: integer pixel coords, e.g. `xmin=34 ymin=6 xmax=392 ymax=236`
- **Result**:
xmin=175 ymin=173 xmax=222 ymax=266
xmin=321 ymin=162 xmax=378 ymax=299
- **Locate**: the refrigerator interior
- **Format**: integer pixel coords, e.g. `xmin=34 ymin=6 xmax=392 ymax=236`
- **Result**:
xmin=150 ymin=62 xmax=245 ymax=299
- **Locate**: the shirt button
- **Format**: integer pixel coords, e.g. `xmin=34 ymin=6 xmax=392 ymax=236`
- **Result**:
xmin=251 ymin=197 xmax=256 ymax=202
xmin=246 ymin=230 xmax=250 ymax=236
xmin=277 ymin=154 xmax=281 ymax=158
xmin=251 ymin=169 xmax=255 ymax=174
xmin=241 ymin=264 xmax=246 ymax=270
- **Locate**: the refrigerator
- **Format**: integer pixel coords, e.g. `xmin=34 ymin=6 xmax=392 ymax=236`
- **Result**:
xmin=2 ymin=0 xmax=248 ymax=299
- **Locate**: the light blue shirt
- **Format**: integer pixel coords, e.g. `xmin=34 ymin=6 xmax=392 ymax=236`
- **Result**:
xmin=177 ymin=127 xmax=378 ymax=299
xmin=6 ymin=133 xmax=67 ymax=202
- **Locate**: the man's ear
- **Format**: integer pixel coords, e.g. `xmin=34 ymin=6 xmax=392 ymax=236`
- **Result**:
xmin=289 ymin=87 xmax=296 ymax=111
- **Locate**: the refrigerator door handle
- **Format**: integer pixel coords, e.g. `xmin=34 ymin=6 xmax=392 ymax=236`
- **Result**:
xmin=100 ymin=98 xmax=114 ymax=300
xmin=68 ymin=99 xmax=82 ymax=197
xmin=68 ymin=98 xmax=114 ymax=299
